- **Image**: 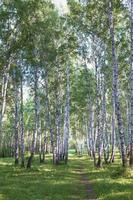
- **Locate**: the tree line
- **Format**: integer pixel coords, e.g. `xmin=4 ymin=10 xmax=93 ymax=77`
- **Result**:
xmin=0 ymin=0 xmax=133 ymax=169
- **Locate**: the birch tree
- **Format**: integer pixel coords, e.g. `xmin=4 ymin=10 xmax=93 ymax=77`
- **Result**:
xmin=108 ymin=0 xmax=127 ymax=167
xmin=63 ymin=64 xmax=70 ymax=164
xmin=130 ymin=0 xmax=133 ymax=167
xmin=20 ymin=67 xmax=25 ymax=167
xmin=13 ymin=67 xmax=19 ymax=165
xmin=27 ymin=66 xmax=39 ymax=168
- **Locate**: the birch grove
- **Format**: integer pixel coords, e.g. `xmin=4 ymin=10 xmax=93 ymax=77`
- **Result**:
xmin=0 ymin=0 xmax=133 ymax=171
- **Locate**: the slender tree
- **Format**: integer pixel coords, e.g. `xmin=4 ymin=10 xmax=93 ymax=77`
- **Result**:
xmin=13 ymin=68 xmax=19 ymax=165
xmin=63 ymin=64 xmax=70 ymax=164
xmin=20 ymin=68 xmax=25 ymax=167
xmin=108 ymin=0 xmax=127 ymax=167
xmin=130 ymin=0 xmax=133 ymax=167
xmin=27 ymin=66 xmax=39 ymax=168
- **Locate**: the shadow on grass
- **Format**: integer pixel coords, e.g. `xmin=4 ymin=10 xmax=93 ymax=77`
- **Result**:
xmin=85 ymin=158 xmax=133 ymax=200
xmin=0 ymin=156 xmax=86 ymax=200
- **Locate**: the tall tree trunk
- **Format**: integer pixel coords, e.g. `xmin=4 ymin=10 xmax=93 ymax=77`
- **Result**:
xmin=110 ymin=94 xmax=116 ymax=163
xmin=42 ymin=82 xmax=51 ymax=163
xmin=92 ymin=109 xmax=97 ymax=167
xmin=130 ymin=0 xmax=133 ymax=167
xmin=14 ymin=69 xmax=19 ymax=165
xmin=101 ymin=75 xmax=108 ymax=164
xmin=27 ymin=66 xmax=39 ymax=168
xmin=55 ymin=108 xmax=61 ymax=164
xmin=20 ymin=72 xmax=25 ymax=167
xmin=53 ymin=65 xmax=62 ymax=164
xmin=44 ymin=71 xmax=54 ymax=162
xmin=97 ymin=73 xmax=106 ymax=167
xmin=95 ymin=60 xmax=102 ymax=167
xmin=108 ymin=0 xmax=127 ymax=167
xmin=42 ymin=122 xmax=46 ymax=163
xmin=87 ymin=101 xmax=93 ymax=157
xmin=63 ymin=65 xmax=70 ymax=164
xmin=0 ymin=64 xmax=10 ymax=154
xmin=87 ymin=102 xmax=96 ymax=165
xmin=126 ymin=99 xmax=130 ymax=157
xmin=39 ymin=120 xmax=42 ymax=163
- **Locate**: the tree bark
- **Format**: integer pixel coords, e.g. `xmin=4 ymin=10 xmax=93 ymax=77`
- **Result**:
xmin=44 ymin=71 xmax=54 ymax=162
xmin=95 ymin=60 xmax=103 ymax=168
xmin=63 ymin=64 xmax=70 ymax=164
xmin=53 ymin=65 xmax=62 ymax=165
xmin=101 ymin=75 xmax=107 ymax=164
xmin=20 ymin=72 xmax=25 ymax=167
xmin=108 ymin=0 xmax=127 ymax=167
xmin=87 ymin=102 xmax=93 ymax=157
xmin=14 ymin=69 xmax=19 ymax=165
xmin=130 ymin=0 xmax=133 ymax=167
xmin=0 ymin=64 xmax=10 ymax=154
xmin=27 ymin=66 xmax=39 ymax=168
xmin=110 ymin=94 xmax=116 ymax=163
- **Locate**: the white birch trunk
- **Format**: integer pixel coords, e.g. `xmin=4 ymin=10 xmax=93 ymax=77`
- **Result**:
xmin=20 ymin=72 xmax=25 ymax=167
xmin=110 ymin=93 xmax=116 ymax=163
xmin=0 ymin=64 xmax=10 ymax=153
xmin=63 ymin=64 xmax=70 ymax=164
xmin=27 ymin=66 xmax=39 ymax=168
xmin=108 ymin=0 xmax=127 ymax=166
xmin=130 ymin=0 xmax=133 ymax=167
xmin=14 ymin=69 xmax=19 ymax=165
xmin=97 ymin=74 xmax=106 ymax=167
xmin=54 ymin=66 xmax=62 ymax=164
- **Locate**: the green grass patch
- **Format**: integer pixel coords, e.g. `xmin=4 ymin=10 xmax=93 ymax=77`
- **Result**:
xmin=0 ymin=154 xmax=133 ymax=200
xmin=81 ymin=155 xmax=133 ymax=200
xmin=0 ymin=155 xmax=86 ymax=200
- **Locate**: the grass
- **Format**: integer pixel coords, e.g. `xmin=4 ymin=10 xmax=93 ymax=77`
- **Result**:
xmin=81 ymin=155 xmax=133 ymax=200
xmin=0 ymin=154 xmax=133 ymax=200
xmin=0 ymin=155 xmax=86 ymax=200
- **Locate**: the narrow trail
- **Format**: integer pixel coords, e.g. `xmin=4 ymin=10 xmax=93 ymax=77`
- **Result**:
xmin=81 ymin=173 xmax=97 ymax=200
xmin=75 ymin=161 xmax=97 ymax=200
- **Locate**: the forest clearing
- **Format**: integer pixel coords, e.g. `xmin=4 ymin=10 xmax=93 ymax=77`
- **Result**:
xmin=0 ymin=0 xmax=133 ymax=199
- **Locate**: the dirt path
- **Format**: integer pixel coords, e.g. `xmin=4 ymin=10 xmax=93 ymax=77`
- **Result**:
xmin=81 ymin=173 xmax=97 ymax=200
xmin=76 ymin=163 xmax=97 ymax=200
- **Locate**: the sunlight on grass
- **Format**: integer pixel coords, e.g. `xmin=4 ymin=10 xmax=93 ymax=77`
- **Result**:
xmin=0 ymin=155 xmax=132 ymax=200
xmin=0 ymin=161 xmax=12 ymax=166
xmin=82 ymin=154 xmax=133 ymax=200
xmin=38 ymin=167 xmax=52 ymax=172
xmin=0 ymin=155 xmax=86 ymax=200
xmin=0 ymin=194 xmax=5 ymax=200
xmin=102 ymin=191 xmax=133 ymax=200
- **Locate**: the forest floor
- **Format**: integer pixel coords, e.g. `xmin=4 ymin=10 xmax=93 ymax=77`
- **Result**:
xmin=0 ymin=153 xmax=133 ymax=200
